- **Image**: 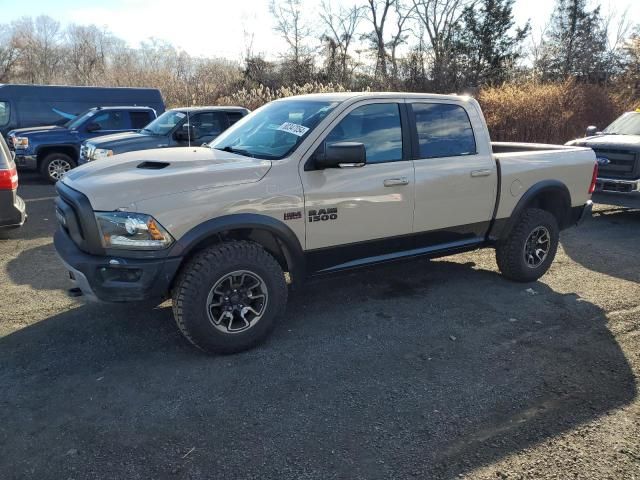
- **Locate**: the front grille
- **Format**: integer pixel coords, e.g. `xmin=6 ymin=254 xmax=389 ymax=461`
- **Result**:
xmin=593 ymin=148 xmax=639 ymax=180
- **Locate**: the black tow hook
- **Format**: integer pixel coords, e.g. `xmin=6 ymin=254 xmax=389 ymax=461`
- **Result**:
xmin=67 ymin=287 xmax=83 ymax=298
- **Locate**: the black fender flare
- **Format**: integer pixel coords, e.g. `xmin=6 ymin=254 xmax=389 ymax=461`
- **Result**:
xmin=492 ymin=180 xmax=572 ymax=240
xmin=169 ymin=213 xmax=306 ymax=281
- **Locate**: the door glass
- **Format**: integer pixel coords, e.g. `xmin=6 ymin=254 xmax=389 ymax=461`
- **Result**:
xmin=411 ymin=103 xmax=476 ymax=159
xmin=0 ymin=101 xmax=9 ymax=127
xmin=130 ymin=111 xmax=152 ymax=129
xmin=91 ymin=111 xmax=127 ymax=131
xmin=325 ymin=103 xmax=402 ymax=163
xmin=190 ymin=112 xmax=224 ymax=138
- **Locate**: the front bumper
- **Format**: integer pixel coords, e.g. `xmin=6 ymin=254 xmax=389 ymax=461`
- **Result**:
xmin=54 ymin=228 xmax=183 ymax=302
xmin=0 ymin=190 xmax=26 ymax=228
xmin=13 ymin=153 xmax=37 ymax=170
xmin=595 ymin=177 xmax=639 ymax=194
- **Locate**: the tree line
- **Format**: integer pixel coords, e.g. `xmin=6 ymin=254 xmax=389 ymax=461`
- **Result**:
xmin=0 ymin=0 xmax=639 ymax=109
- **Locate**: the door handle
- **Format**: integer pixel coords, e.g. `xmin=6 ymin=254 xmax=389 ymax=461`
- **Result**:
xmin=470 ymin=169 xmax=492 ymax=178
xmin=384 ymin=177 xmax=410 ymax=187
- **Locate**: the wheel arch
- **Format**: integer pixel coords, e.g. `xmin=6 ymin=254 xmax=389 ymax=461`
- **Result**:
xmin=169 ymin=213 xmax=306 ymax=288
xmin=36 ymin=145 xmax=79 ymax=166
xmin=495 ymin=180 xmax=572 ymax=240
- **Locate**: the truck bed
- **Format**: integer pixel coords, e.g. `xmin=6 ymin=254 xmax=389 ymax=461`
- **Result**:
xmin=491 ymin=142 xmax=596 ymax=222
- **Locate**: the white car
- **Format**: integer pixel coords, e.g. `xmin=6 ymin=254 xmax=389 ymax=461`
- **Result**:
xmin=54 ymin=92 xmax=597 ymax=353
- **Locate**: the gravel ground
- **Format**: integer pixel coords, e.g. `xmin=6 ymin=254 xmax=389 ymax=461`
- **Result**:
xmin=0 ymin=174 xmax=638 ymax=480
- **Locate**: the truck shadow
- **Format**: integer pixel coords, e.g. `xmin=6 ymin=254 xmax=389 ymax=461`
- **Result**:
xmin=561 ymin=206 xmax=640 ymax=284
xmin=0 ymin=258 xmax=635 ymax=479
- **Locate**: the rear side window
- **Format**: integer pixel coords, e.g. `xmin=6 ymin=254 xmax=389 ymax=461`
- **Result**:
xmin=0 ymin=101 xmax=9 ymax=127
xmin=411 ymin=103 xmax=476 ymax=159
xmin=91 ymin=111 xmax=127 ymax=131
xmin=226 ymin=111 xmax=244 ymax=125
xmin=191 ymin=112 xmax=225 ymax=138
xmin=130 ymin=111 xmax=152 ymax=129
xmin=325 ymin=103 xmax=403 ymax=164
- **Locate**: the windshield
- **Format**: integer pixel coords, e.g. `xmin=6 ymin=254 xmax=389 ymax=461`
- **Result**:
xmin=604 ymin=112 xmax=640 ymax=136
xmin=210 ymin=99 xmax=340 ymax=160
xmin=65 ymin=109 xmax=95 ymax=130
xmin=141 ymin=110 xmax=186 ymax=135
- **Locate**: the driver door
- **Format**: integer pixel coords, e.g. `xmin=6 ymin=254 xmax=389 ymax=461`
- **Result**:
xmin=300 ymin=101 xmax=415 ymax=272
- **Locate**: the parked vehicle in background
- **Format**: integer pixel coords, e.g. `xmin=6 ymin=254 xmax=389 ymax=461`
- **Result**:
xmin=54 ymin=92 xmax=596 ymax=354
xmin=0 ymin=84 xmax=164 ymax=137
xmin=0 ymin=136 xmax=25 ymax=229
xmin=566 ymin=109 xmax=640 ymax=209
xmin=78 ymin=107 xmax=249 ymax=164
xmin=7 ymin=106 xmax=158 ymax=183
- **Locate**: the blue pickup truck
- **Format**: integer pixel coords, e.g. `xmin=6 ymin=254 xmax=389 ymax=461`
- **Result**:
xmin=7 ymin=106 xmax=157 ymax=182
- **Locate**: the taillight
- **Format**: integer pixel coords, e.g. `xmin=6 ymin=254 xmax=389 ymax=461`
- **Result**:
xmin=0 ymin=164 xmax=19 ymax=190
xmin=588 ymin=162 xmax=598 ymax=194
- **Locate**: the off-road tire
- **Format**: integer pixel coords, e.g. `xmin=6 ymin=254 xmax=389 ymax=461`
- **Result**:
xmin=496 ymin=208 xmax=559 ymax=283
xmin=172 ymin=241 xmax=288 ymax=354
xmin=40 ymin=152 xmax=76 ymax=183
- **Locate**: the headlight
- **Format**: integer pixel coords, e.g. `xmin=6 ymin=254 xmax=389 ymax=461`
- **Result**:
xmin=95 ymin=212 xmax=174 ymax=250
xmin=93 ymin=148 xmax=113 ymax=160
xmin=13 ymin=137 xmax=28 ymax=149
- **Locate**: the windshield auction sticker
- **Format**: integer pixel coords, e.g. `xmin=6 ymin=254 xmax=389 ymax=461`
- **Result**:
xmin=277 ymin=122 xmax=310 ymax=137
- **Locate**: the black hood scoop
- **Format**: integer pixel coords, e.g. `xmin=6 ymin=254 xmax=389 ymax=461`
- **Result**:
xmin=137 ymin=161 xmax=170 ymax=170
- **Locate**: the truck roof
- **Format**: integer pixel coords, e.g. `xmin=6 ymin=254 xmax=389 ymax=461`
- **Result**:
xmin=277 ymin=92 xmax=474 ymax=103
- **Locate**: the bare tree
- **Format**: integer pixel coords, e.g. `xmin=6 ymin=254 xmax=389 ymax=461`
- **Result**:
xmin=13 ymin=16 xmax=64 ymax=83
xmin=411 ymin=0 xmax=474 ymax=90
xmin=364 ymin=0 xmax=393 ymax=85
xmin=0 ymin=24 xmax=21 ymax=82
xmin=66 ymin=25 xmax=112 ymax=85
xmin=319 ymin=1 xmax=363 ymax=85
xmin=269 ymin=0 xmax=312 ymax=64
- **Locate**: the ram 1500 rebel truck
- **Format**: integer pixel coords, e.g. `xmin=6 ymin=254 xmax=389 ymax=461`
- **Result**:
xmin=78 ymin=106 xmax=249 ymax=165
xmin=566 ymin=109 xmax=640 ymax=209
xmin=7 ymin=106 xmax=157 ymax=183
xmin=54 ymin=93 xmax=597 ymax=354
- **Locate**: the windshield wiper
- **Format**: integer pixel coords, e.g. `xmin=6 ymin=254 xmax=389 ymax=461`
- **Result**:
xmin=217 ymin=145 xmax=255 ymax=158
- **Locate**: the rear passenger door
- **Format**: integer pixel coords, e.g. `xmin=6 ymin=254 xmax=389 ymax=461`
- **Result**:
xmin=300 ymin=101 xmax=415 ymax=271
xmin=409 ymin=101 xmax=497 ymax=242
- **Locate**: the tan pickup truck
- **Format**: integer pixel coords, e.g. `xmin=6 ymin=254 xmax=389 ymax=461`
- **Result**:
xmin=54 ymin=92 xmax=597 ymax=353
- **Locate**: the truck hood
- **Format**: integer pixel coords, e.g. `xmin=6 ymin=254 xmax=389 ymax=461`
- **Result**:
xmin=567 ymin=134 xmax=640 ymax=150
xmin=62 ymin=147 xmax=272 ymax=210
xmin=8 ymin=125 xmax=68 ymax=137
xmin=86 ymin=131 xmax=161 ymax=153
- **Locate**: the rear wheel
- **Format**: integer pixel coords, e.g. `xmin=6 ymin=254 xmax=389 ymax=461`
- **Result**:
xmin=40 ymin=152 xmax=76 ymax=183
xmin=172 ymin=241 xmax=288 ymax=354
xmin=496 ymin=208 xmax=559 ymax=283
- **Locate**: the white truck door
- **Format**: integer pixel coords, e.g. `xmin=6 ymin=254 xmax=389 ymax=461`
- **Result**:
xmin=409 ymin=101 xmax=497 ymax=242
xmin=300 ymin=101 xmax=415 ymax=269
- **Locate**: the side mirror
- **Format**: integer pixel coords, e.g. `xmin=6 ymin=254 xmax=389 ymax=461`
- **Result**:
xmin=174 ymin=124 xmax=196 ymax=142
xmin=315 ymin=142 xmax=366 ymax=169
xmin=585 ymin=126 xmax=599 ymax=137
xmin=86 ymin=122 xmax=101 ymax=133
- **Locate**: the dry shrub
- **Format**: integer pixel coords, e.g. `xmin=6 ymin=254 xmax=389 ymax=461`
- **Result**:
xmin=477 ymin=80 xmax=625 ymax=144
xmin=218 ymin=82 xmax=366 ymax=110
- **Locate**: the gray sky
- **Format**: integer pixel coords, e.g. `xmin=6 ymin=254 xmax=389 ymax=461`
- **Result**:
xmin=0 ymin=0 xmax=637 ymax=60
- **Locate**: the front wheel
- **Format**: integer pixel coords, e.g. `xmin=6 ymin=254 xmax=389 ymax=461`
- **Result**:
xmin=172 ymin=241 xmax=288 ymax=354
xmin=40 ymin=153 xmax=76 ymax=183
xmin=496 ymin=208 xmax=559 ymax=283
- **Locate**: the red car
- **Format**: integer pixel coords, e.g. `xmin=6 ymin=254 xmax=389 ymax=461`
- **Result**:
xmin=0 ymin=136 xmax=25 ymax=229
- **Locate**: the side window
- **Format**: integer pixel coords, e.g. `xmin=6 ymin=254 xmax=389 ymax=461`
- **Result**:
xmin=226 ymin=111 xmax=244 ymax=126
xmin=411 ymin=103 xmax=476 ymax=159
xmin=130 ymin=111 xmax=152 ymax=129
xmin=91 ymin=111 xmax=127 ymax=131
xmin=191 ymin=112 xmax=224 ymax=138
xmin=0 ymin=101 xmax=9 ymax=127
xmin=325 ymin=103 xmax=403 ymax=164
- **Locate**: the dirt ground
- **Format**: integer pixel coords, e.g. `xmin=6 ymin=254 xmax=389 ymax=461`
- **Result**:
xmin=1 ymin=174 xmax=638 ymax=480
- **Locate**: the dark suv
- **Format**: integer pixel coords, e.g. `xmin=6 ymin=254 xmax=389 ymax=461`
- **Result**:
xmin=79 ymin=106 xmax=249 ymax=164
xmin=7 ymin=106 xmax=157 ymax=183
